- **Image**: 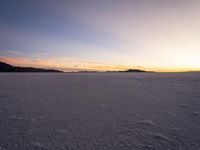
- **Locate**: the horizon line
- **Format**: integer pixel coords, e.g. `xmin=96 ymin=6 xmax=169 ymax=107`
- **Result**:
xmin=1 ymin=60 xmax=200 ymax=73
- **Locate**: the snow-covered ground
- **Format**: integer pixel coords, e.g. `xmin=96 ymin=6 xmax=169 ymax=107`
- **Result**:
xmin=0 ymin=72 xmax=200 ymax=150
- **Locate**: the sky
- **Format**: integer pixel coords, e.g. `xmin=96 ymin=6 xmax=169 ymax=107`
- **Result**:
xmin=0 ymin=0 xmax=200 ymax=72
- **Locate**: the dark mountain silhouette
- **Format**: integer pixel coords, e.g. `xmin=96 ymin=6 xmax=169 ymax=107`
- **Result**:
xmin=106 ymin=69 xmax=154 ymax=73
xmin=119 ymin=69 xmax=147 ymax=72
xmin=0 ymin=61 xmax=63 ymax=72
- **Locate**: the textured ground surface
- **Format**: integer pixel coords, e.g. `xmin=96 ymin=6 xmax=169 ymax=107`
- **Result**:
xmin=0 ymin=72 xmax=200 ymax=150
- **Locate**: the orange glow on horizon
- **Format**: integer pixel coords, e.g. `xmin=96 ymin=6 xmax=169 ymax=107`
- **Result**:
xmin=1 ymin=56 xmax=199 ymax=72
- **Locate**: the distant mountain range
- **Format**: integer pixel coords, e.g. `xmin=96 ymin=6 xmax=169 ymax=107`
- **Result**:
xmin=0 ymin=61 xmax=152 ymax=73
xmin=107 ymin=69 xmax=151 ymax=73
xmin=0 ymin=61 xmax=63 ymax=72
xmin=77 ymin=69 xmax=149 ymax=73
xmin=118 ymin=69 xmax=147 ymax=72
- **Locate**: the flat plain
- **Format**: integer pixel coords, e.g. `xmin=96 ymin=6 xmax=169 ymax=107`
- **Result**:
xmin=0 ymin=72 xmax=200 ymax=150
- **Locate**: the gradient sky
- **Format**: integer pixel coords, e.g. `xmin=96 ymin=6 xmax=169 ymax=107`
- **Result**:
xmin=0 ymin=0 xmax=200 ymax=72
